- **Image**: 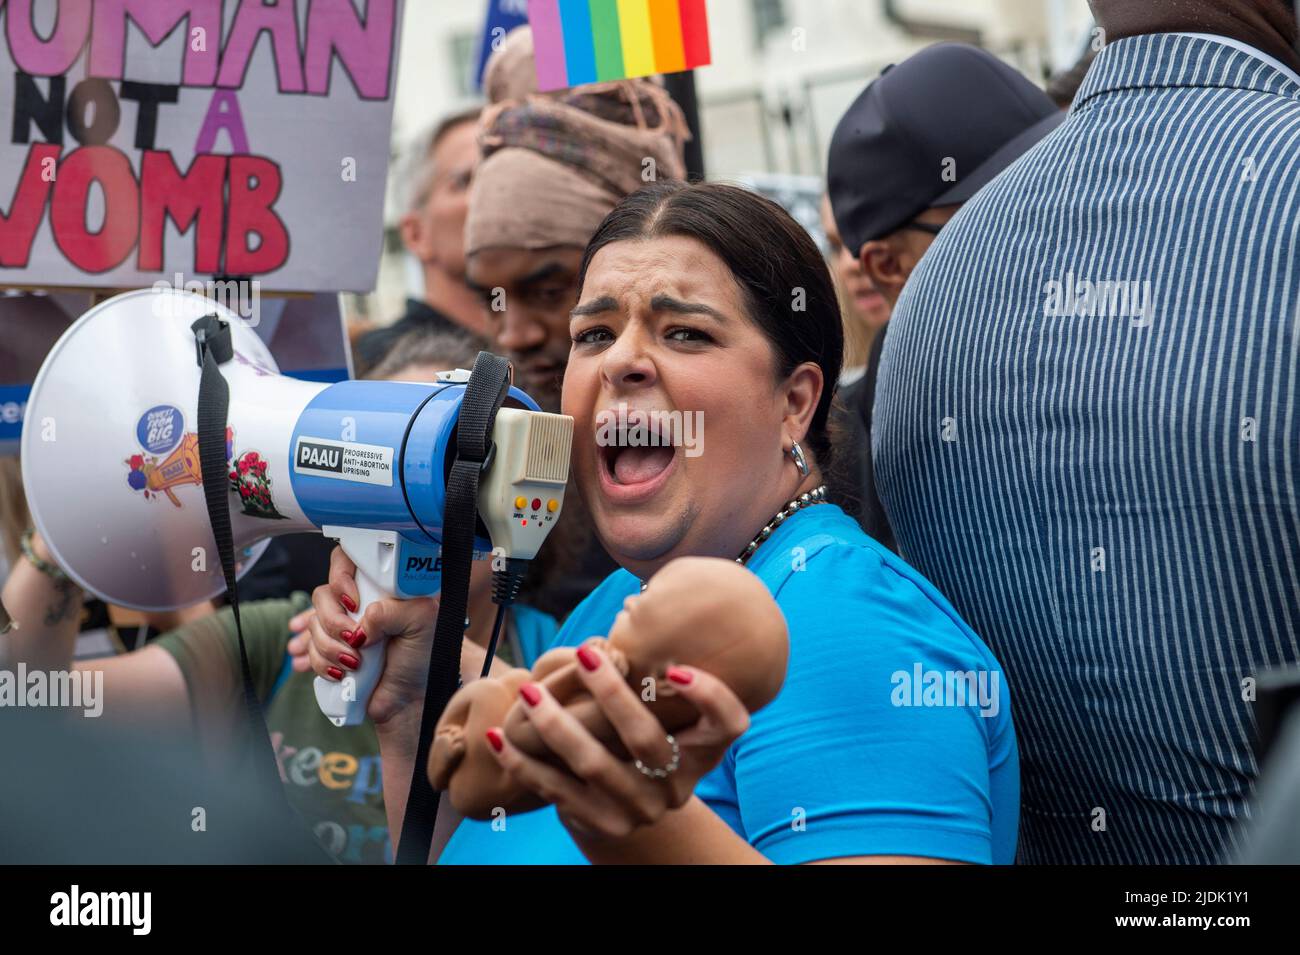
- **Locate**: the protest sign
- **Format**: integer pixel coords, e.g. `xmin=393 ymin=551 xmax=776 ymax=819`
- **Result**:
xmin=0 ymin=0 xmax=402 ymax=292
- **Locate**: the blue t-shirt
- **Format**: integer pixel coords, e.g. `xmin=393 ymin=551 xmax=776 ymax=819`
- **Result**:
xmin=439 ymin=504 xmax=1019 ymax=864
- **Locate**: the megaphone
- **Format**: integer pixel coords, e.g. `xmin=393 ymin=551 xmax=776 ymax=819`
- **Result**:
xmin=21 ymin=289 xmax=573 ymax=726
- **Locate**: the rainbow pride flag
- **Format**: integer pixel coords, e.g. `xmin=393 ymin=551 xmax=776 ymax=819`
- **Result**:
xmin=528 ymin=0 xmax=711 ymax=92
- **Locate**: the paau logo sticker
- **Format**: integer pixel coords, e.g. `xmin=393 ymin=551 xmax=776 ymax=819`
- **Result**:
xmin=293 ymin=436 xmax=394 ymax=487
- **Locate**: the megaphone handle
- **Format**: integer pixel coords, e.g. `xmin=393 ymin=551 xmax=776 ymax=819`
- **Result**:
xmin=313 ymin=570 xmax=389 ymax=728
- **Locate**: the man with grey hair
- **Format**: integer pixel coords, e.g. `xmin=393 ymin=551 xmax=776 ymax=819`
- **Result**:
xmin=355 ymin=108 xmax=488 ymax=373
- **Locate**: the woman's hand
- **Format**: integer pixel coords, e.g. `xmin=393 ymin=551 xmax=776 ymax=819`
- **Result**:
xmin=305 ymin=546 xmax=440 ymax=727
xmin=488 ymin=641 xmax=751 ymax=840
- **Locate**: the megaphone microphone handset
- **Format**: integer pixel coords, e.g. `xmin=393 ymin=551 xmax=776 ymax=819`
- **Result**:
xmin=21 ymin=289 xmax=573 ymax=730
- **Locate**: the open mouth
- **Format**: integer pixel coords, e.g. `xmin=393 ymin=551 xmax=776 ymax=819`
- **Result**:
xmin=596 ymin=414 xmax=678 ymax=502
xmin=604 ymin=443 xmax=675 ymax=484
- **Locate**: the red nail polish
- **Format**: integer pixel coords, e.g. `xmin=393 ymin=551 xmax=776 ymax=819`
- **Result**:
xmin=339 ymin=653 xmax=359 ymax=670
xmin=343 ymin=630 xmax=365 ymax=649
xmin=486 ymin=728 xmax=504 ymax=753
xmin=519 ymin=683 xmax=542 ymax=707
xmin=340 ymin=594 xmax=357 ymax=613
xmin=576 ymin=646 xmax=600 ymax=672
xmin=326 ymin=666 xmax=344 ymax=681
xmin=666 ymin=666 xmax=693 ymax=686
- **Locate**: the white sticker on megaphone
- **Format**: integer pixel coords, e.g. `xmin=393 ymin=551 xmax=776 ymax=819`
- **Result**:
xmin=293 ymin=436 xmax=394 ymax=487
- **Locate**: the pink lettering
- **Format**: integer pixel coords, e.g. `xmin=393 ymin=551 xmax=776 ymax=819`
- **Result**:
xmin=88 ymin=0 xmax=220 ymax=86
xmin=215 ymin=0 xmax=304 ymax=93
xmin=6 ymin=0 xmax=91 ymax=75
xmin=303 ymin=0 xmax=396 ymax=99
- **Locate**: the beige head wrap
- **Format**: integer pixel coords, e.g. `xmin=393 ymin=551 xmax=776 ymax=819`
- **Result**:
xmin=465 ymin=26 xmax=689 ymax=255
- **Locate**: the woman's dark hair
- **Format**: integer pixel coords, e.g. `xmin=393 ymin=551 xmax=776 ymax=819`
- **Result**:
xmin=576 ymin=180 xmax=845 ymax=474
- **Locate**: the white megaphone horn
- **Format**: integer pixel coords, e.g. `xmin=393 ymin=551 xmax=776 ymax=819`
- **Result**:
xmin=21 ymin=289 xmax=573 ymax=726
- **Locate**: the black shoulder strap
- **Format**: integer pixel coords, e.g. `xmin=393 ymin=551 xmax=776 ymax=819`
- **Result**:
xmin=395 ymin=351 xmax=512 ymax=865
xmin=191 ymin=315 xmax=291 ymax=814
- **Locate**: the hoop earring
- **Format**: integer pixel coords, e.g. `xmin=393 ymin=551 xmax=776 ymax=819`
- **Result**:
xmin=789 ymin=440 xmax=810 ymax=477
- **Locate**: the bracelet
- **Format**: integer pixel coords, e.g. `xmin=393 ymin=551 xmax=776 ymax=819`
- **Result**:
xmin=20 ymin=529 xmax=72 ymax=584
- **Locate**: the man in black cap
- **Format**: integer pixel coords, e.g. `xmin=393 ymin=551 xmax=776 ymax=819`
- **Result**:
xmin=824 ymin=44 xmax=1062 ymax=549
xmin=829 ymin=43 xmax=1063 ymax=311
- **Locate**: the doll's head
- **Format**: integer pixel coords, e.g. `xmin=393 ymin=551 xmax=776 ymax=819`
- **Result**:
xmin=429 ymin=667 xmax=535 ymax=814
xmin=603 ymin=556 xmax=788 ymax=711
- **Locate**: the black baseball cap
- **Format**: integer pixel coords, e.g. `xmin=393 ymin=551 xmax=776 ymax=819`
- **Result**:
xmin=828 ymin=43 xmax=1064 ymax=256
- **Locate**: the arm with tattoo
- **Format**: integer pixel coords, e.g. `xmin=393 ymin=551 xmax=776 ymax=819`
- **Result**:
xmin=1 ymin=530 xmax=84 ymax=671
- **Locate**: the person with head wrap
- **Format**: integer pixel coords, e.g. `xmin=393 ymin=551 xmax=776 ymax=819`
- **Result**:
xmin=464 ymin=26 xmax=688 ymax=414
xmin=462 ymin=28 xmax=690 ymax=620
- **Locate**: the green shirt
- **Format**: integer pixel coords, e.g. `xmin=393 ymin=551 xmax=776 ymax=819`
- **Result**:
xmin=153 ymin=593 xmax=389 ymax=864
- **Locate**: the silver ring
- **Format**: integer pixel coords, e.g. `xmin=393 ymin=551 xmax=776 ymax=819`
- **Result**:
xmin=634 ymin=734 xmax=680 ymax=779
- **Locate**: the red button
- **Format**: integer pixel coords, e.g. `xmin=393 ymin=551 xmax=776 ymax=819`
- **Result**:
xmin=531 ymin=498 xmax=542 ymax=511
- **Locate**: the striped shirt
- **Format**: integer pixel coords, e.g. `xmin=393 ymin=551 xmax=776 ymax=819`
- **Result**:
xmin=874 ymin=33 xmax=1300 ymax=864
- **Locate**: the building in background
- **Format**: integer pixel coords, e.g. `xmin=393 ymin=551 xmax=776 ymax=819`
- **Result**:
xmin=349 ymin=0 xmax=1096 ymax=328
